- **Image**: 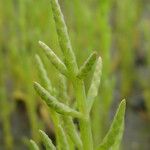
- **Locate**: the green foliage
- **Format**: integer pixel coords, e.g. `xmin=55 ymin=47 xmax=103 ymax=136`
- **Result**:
xmin=77 ymin=52 xmax=97 ymax=79
xmin=87 ymin=57 xmax=102 ymax=112
xmin=50 ymin=0 xmax=78 ymax=76
xmin=97 ymin=100 xmax=126 ymax=150
xmin=34 ymin=82 xmax=83 ymax=119
xmin=35 ymin=52 xmax=81 ymax=149
xmin=39 ymin=41 xmax=68 ymax=77
xmin=39 ymin=130 xmax=56 ymax=150
xmin=58 ymin=75 xmax=83 ymax=149
xmin=29 ymin=140 xmax=39 ymax=150
xmin=33 ymin=0 xmax=126 ymax=150
xmin=56 ymin=125 xmax=69 ymax=150
xmin=1 ymin=0 xmax=138 ymax=149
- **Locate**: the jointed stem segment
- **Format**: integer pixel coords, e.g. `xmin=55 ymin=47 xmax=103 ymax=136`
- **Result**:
xmin=49 ymin=0 xmax=94 ymax=149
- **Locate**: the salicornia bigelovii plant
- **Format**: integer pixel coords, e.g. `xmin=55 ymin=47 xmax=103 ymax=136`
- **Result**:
xmin=31 ymin=0 xmax=126 ymax=150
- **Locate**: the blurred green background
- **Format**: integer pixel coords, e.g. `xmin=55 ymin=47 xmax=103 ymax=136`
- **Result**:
xmin=0 ymin=0 xmax=150 ymax=149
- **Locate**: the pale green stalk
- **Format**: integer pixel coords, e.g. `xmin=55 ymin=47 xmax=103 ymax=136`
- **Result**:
xmin=51 ymin=112 xmax=69 ymax=150
xmin=58 ymin=75 xmax=83 ymax=149
xmin=50 ymin=0 xmax=78 ymax=76
xmin=49 ymin=0 xmax=93 ymax=149
xmin=57 ymin=125 xmax=69 ymax=150
xmin=72 ymin=79 xmax=93 ymax=150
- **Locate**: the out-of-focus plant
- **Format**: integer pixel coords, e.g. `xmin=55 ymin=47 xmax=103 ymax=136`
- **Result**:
xmin=0 ymin=1 xmax=13 ymax=149
xmin=0 ymin=86 xmax=13 ymax=150
xmin=5 ymin=0 xmax=41 ymax=143
xmin=0 ymin=52 xmax=13 ymax=149
xmin=141 ymin=20 xmax=150 ymax=114
xmin=91 ymin=0 xmax=114 ymax=147
xmin=0 ymin=0 xmax=58 ymax=147
xmin=115 ymin=0 xmax=140 ymax=97
xmin=31 ymin=0 xmax=126 ymax=150
xmin=17 ymin=1 xmax=39 ymax=140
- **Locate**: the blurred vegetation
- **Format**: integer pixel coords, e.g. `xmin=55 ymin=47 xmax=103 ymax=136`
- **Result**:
xmin=0 ymin=0 xmax=150 ymax=149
